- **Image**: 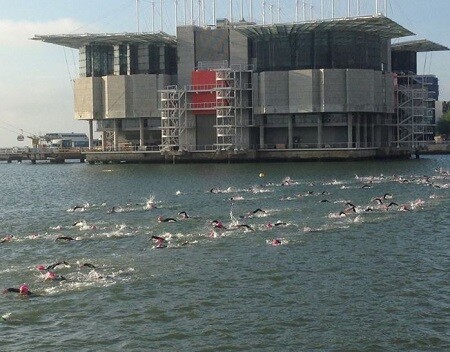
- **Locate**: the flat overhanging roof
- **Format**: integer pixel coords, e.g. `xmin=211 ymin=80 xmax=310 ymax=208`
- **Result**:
xmin=31 ymin=32 xmax=177 ymax=49
xmin=233 ymin=15 xmax=414 ymax=39
xmin=391 ymin=39 xmax=449 ymax=52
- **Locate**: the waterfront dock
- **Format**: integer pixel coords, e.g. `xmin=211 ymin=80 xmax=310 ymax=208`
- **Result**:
xmin=84 ymin=147 xmax=412 ymax=164
xmin=0 ymin=147 xmax=86 ymax=163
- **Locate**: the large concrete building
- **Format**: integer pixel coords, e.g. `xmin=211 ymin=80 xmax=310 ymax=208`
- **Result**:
xmin=33 ymin=14 xmax=448 ymax=160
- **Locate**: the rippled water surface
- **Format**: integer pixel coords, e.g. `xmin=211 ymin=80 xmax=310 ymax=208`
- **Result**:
xmin=1 ymin=156 xmax=449 ymax=351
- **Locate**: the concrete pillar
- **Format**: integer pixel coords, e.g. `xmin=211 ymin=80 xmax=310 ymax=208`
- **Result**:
xmin=288 ymin=115 xmax=294 ymax=149
xmin=371 ymin=115 xmax=376 ymax=148
xmin=355 ymin=114 xmax=361 ymax=148
xmin=113 ymin=119 xmax=119 ymax=151
xmin=259 ymin=116 xmax=265 ymax=149
xmin=376 ymin=115 xmax=382 ymax=147
xmin=88 ymin=120 xmax=94 ymax=150
xmin=363 ymin=114 xmax=368 ymax=148
xmin=387 ymin=125 xmax=392 ymax=147
xmin=101 ymin=131 xmax=107 ymax=151
xmin=317 ymin=114 xmax=323 ymax=149
xmin=347 ymin=113 xmax=353 ymax=148
xmin=139 ymin=118 xmax=145 ymax=147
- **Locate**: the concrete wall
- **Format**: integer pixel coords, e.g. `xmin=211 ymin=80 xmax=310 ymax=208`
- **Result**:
xmin=75 ymin=74 xmax=168 ymax=120
xmin=346 ymin=70 xmax=375 ymax=112
xmin=195 ymin=28 xmax=229 ymax=64
xmin=322 ymin=69 xmax=346 ymax=112
xmin=177 ymin=26 xmax=196 ymax=87
xmin=74 ymin=77 xmax=103 ymax=120
xmin=196 ymin=115 xmax=216 ymax=147
xmin=258 ymin=71 xmax=289 ymax=114
xmin=230 ymin=30 xmax=248 ymax=66
xmin=104 ymin=75 xmax=129 ymax=118
xmin=289 ymin=70 xmax=314 ymax=113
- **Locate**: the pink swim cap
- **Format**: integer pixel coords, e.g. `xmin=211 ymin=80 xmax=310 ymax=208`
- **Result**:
xmin=36 ymin=265 xmax=46 ymax=271
xmin=19 ymin=284 xmax=29 ymax=295
xmin=271 ymin=239 xmax=282 ymax=246
xmin=45 ymin=272 xmax=56 ymax=280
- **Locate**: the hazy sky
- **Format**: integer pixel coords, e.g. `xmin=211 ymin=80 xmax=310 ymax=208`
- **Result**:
xmin=0 ymin=0 xmax=449 ymax=147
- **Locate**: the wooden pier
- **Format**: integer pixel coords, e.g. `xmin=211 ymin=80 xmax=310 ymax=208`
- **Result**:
xmin=0 ymin=147 xmax=86 ymax=163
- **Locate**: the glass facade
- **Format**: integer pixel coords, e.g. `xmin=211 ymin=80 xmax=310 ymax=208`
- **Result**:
xmin=251 ymin=31 xmax=386 ymax=72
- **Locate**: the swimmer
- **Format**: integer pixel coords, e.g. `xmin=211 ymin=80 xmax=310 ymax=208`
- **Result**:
xmin=151 ymin=235 xmax=167 ymax=249
xmin=241 ymin=208 xmax=266 ymax=218
xmin=235 ymin=224 xmax=254 ymax=231
xmin=2 ymin=284 xmax=33 ymax=296
xmin=386 ymin=202 xmax=399 ymax=209
xmin=157 ymin=216 xmax=177 ymax=223
xmin=72 ymin=220 xmax=85 ymax=227
xmin=267 ymin=221 xmax=287 ymax=228
xmin=0 ymin=235 xmax=13 ymax=243
xmin=107 ymin=206 xmax=116 ymax=214
xmin=72 ymin=205 xmax=85 ymax=212
xmin=271 ymin=239 xmax=282 ymax=246
xmin=178 ymin=211 xmax=190 ymax=219
xmin=211 ymin=220 xmax=227 ymax=230
xmin=80 ymin=263 xmax=96 ymax=269
xmin=55 ymin=236 xmax=75 ymax=241
xmin=36 ymin=265 xmax=66 ymax=281
xmin=45 ymin=261 xmax=70 ymax=270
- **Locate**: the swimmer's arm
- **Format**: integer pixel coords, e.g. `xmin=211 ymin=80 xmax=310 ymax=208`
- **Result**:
xmin=2 ymin=288 xmax=20 ymax=294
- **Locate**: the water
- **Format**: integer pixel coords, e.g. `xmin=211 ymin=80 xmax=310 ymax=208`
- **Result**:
xmin=0 ymin=156 xmax=449 ymax=351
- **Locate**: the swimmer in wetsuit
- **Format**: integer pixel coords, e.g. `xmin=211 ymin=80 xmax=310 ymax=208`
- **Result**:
xmin=178 ymin=211 xmax=190 ymax=219
xmin=157 ymin=216 xmax=177 ymax=223
xmin=55 ymin=236 xmax=75 ymax=241
xmin=211 ymin=220 xmax=227 ymax=230
xmin=0 ymin=235 xmax=13 ymax=243
xmin=2 ymin=284 xmax=33 ymax=296
xmin=151 ymin=235 xmax=167 ymax=248
xmin=36 ymin=265 xmax=66 ymax=281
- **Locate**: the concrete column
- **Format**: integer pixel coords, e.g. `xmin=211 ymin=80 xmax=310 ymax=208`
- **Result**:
xmin=288 ymin=115 xmax=294 ymax=149
xmin=88 ymin=120 xmax=94 ymax=150
xmin=363 ymin=114 xmax=368 ymax=148
xmin=317 ymin=114 xmax=323 ymax=149
xmin=347 ymin=113 xmax=353 ymax=148
xmin=387 ymin=125 xmax=392 ymax=147
xmin=259 ymin=116 xmax=265 ymax=149
xmin=139 ymin=118 xmax=145 ymax=147
xmin=102 ymin=131 xmax=107 ymax=151
xmin=113 ymin=119 xmax=119 ymax=151
xmin=371 ymin=115 xmax=376 ymax=148
xmin=355 ymin=114 xmax=361 ymax=148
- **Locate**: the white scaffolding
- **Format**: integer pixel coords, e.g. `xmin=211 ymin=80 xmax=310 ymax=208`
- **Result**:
xmin=394 ymin=75 xmax=436 ymax=148
xmin=214 ymin=64 xmax=253 ymax=149
xmin=159 ymin=63 xmax=253 ymax=151
xmin=160 ymin=87 xmax=188 ymax=150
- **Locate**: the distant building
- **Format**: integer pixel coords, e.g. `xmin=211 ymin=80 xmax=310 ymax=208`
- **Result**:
xmin=45 ymin=132 xmax=89 ymax=148
xmin=33 ymin=15 xmax=448 ymax=153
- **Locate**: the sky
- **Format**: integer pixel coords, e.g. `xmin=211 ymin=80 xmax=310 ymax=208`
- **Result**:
xmin=0 ymin=0 xmax=449 ymax=147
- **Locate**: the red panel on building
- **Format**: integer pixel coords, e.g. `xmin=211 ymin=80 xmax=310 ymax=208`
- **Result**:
xmin=191 ymin=70 xmax=216 ymax=115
